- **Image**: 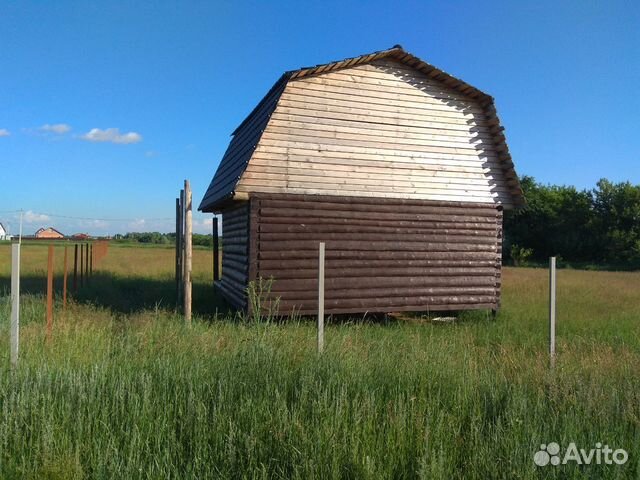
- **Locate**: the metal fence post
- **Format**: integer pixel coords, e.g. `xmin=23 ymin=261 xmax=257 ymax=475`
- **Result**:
xmin=10 ymin=242 xmax=20 ymax=368
xmin=63 ymin=245 xmax=68 ymax=309
xmin=318 ymin=242 xmax=325 ymax=353
xmin=46 ymin=245 xmax=54 ymax=340
xmin=549 ymin=256 xmax=556 ymax=366
xmin=213 ymin=215 xmax=220 ymax=283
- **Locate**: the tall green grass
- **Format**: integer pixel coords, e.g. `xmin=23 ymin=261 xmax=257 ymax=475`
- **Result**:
xmin=0 ymin=244 xmax=638 ymax=478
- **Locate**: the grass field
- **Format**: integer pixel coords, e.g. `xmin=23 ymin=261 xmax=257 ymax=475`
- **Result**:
xmin=0 ymin=241 xmax=639 ymax=479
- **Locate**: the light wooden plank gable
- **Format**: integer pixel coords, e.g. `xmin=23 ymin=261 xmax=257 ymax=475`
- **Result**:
xmin=199 ymin=46 xmax=523 ymax=212
xmin=199 ymin=78 xmax=287 ymax=211
xmin=235 ymin=58 xmax=514 ymax=207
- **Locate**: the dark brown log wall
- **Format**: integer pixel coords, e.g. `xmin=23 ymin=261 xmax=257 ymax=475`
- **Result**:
xmin=250 ymin=193 xmax=502 ymax=315
xmin=218 ymin=201 xmax=249 ymax=308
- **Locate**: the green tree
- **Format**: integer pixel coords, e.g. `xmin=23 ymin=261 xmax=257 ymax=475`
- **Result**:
xmin=591 ymin=179 xmax=640 ymax=263
xmin=504 ymin=176 xmax=595 ymax=262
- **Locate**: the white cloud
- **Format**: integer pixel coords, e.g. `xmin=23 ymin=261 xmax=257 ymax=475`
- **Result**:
xmin=196 ymin=217 xmax=214 ymax=228
xmin=145 ymin=150 xmax=158 ymax=158
xmin=0 ymin=129 xmax=10 ymax=137
xmin=80 ymin=128 xmax=142 ymax=144
xmin=93 ymin=220 xmax=108 ymax=229
xmin=128 ymin=219 xmax=146 ymax=229
xmin=39 ymin=123 xmax=71 ymax=134
xmin=22 ymin=210 xmax=51 ymax=223
xmin=192 ymin=215 xmax=218 ymax=234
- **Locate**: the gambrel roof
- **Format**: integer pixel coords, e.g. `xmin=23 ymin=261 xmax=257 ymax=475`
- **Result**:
xmin=199 ymin=45 xmax=523 ymax=211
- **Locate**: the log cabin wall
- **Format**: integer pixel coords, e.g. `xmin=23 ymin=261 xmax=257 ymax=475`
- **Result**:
xmin=251 ymin=193 xmax=503 ymax=315
xmin=218 ymin=201 xmax=250 ymax=308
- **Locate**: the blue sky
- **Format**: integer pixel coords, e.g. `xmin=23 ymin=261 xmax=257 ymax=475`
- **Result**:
xmin=0 ymin=0 xmax=638 ymax=236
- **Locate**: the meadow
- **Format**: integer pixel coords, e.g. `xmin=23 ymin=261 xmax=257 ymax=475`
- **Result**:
xmin=0 ymin=241 xmax=639 ymax=479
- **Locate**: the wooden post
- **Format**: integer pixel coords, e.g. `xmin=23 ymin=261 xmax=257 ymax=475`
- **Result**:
xmin=175 ymin=197 xmax=181 ymax=297
xmin=63 ymin=246 xmax=68 ymax=309
xmin=317 ymin=242 xmax=325 ymax=353
xmin=549 ymin=257 xmax=556 ymax=366
xmin=46 ymin=245 xmax=54 ymax=339
xmin=181 ymin=189 xmax=185 ymax=284
xmin=73 ymin=244 xmax=78 ymax=292
xmin=90 ymin=243 xmax=93 ymax=276
xmin=10 ymin=242 xmax=20 ymax=368
xmin=213 ymin=215 xmax=219 ymax=282
xmin=184 ymin=180 xmax=193 ymax=324
xmin=178 ymin=189 xmax=185 ymax=303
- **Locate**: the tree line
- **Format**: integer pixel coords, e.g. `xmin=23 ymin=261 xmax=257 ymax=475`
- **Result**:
xmin=115 ymin=176 xmax=639 ymax=269
xmin=115 ymin=232 xmax=215 ymax=247
xmin=504 ymin=177 xmax=640 ymax=268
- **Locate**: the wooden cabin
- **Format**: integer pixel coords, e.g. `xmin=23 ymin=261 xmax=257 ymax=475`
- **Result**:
xmin=199 ymin=46 xmax=524 ymax=315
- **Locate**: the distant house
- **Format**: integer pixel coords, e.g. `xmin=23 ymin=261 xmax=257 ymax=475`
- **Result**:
xmin=0 ymin=223 xmax=8 ymax=240
xmin=35 ymin=227 xmax=65 ymax=239
xmin=72 ymin=233 xmax=90 ymax=240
